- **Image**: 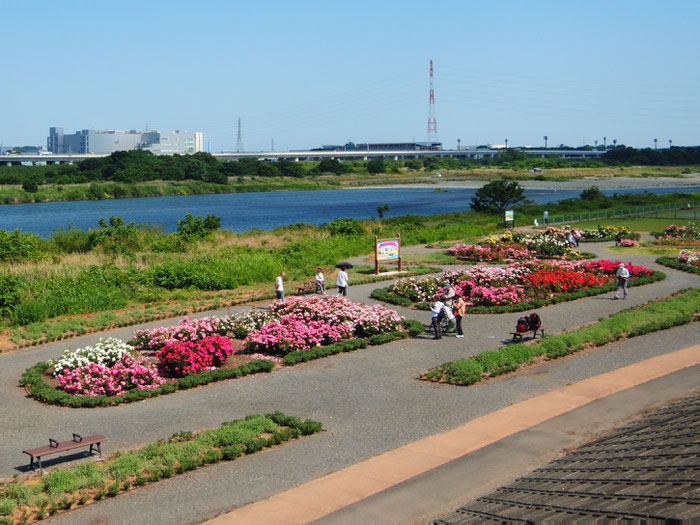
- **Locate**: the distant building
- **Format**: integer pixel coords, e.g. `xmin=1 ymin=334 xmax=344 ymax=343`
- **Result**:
xmin=47 ymin=127 xmax=203 ymax=155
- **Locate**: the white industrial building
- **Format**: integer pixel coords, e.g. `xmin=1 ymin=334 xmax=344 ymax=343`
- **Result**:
xmin=47 ymin=127 xmax=203 ymax=155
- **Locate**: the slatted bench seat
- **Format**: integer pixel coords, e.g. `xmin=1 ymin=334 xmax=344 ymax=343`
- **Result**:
xmin=295 ymin=283 xmax=320 ymax=295
xmin=23 ymin=433 xmax=107 ymax=470
xmin=510 ymin=327 xmax=545 ymax=342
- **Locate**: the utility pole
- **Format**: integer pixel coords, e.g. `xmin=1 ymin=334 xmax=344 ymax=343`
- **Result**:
xmin=236 ymin=117 xmax=243 ymax=153
xmin=427 ymin=60 xmax=438 ymax=147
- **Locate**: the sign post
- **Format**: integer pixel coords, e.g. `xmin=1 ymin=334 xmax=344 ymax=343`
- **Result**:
xmin=504 ymin=210 xmax=514 ymax=229
xmin=374 ymin=235 xmax=402 ymax=275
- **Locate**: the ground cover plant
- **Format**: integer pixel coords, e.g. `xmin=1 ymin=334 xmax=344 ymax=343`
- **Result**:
xmin=420 ymin=288 xmax=700 ymax=386
xmin=372 ymin=260 xmax=662 ymax=312
xmin=0 ymin=412 xmax=322 ymax=524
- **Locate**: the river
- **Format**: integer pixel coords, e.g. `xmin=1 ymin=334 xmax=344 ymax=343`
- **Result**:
xmin=0 ymin=186 xmax=697 ymax=237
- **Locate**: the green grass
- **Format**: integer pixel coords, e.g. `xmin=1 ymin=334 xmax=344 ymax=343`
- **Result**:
xmin=0 ymin=412 xmax=322 ymax=523
xmin=420 ymin=288 xmax=700 ymax=386
xmin=656 ymin=256 xmax=700 ymax=275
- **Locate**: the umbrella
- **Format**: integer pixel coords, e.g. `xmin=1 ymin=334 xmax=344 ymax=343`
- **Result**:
xmin=335 ymin=262 xmax=354 ymax=269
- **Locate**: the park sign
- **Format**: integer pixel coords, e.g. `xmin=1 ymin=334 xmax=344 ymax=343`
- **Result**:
xmin=505 ymin=210 xmax=514 ymax=222
xmin=375 ymin=235 xmax=402 ymax=274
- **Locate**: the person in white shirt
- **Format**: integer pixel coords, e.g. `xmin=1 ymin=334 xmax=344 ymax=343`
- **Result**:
xmin=614 ymin=263 xmax=630 ymax=299
xmin=315 ymin=268 xmax=326 ymax=294
xmin=430 ymin=300 xmax=444 ymax=340
xmin=275 ymin=272 xmax=286 ymax=302
xmin=336 ymin=269 xmax=349 ymax=297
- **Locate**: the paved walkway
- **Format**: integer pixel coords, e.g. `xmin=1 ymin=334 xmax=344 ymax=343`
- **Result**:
xmin=0 ymin=241 xmax=696 ymax=524
xmin=207 ymin=346 xmax=700 ymax=524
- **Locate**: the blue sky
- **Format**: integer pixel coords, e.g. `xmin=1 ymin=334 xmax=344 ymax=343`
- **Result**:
xmin=1 ymin=0 xmax=698 ymax=151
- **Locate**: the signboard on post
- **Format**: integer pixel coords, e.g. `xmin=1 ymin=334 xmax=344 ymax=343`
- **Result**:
xmin=375 ymin=235 xmax=402 ymax=274
xmin=505 ymin=210 xmax=514 ymax=229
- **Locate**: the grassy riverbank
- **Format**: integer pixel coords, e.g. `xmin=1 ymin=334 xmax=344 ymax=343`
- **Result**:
xmin=0 ymin=164 xmax=696 ymax=205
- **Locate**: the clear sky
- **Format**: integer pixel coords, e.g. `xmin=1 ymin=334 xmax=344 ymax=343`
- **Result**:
xmin=1 ymin=0 xmax=698 ymax=151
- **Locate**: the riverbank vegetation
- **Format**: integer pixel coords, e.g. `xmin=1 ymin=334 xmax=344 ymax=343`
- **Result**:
xmin=0 ymin=191 xmax=696 ymax=351
xmin=0 ymin=148 xmax=697 ymax=204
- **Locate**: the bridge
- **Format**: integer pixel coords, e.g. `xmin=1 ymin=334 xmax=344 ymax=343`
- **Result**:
xmin=0 ymin=148 xmax=605 ymax=166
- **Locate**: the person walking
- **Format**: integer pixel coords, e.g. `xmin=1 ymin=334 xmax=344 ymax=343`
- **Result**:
xmin=430 ymin=299 xmax=444 ymax=340
xmin=453 ymin=295 xmax=466 ymax=338
xmin=336 ymin=267 xmax=349 ymax=297
xmin=315 ymin=267 xmax=326 ymax=294
xmin=615 ymin=231 xmax=622 ymax=246
xmin=275 ymin=272 xmax=286 ymax=302
xmin=614 ymin=263 xmax=630 ymax=299
xmin=574 ymin=229 xmax=581 ymax=247
xmin=543 ymin=210 xmax=549 ymax=225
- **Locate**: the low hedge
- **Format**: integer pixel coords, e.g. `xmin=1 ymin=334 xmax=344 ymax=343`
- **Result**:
xmin=421 ymin=287 xmax=700 ymax=386
xmin=0 ymin=412 xmax=322 ymax=524
xmin=375 ymin=271 xmax=667 ymax=313
xmin=282 ymin=338 xmax=367 ymax=365
xmin=282 ymin=320 xmax=425 ymax=366
xmin=656 ymin=256 xmax=700 ymax=275
xmin=20 ymin=359 xmax=275 ymax=408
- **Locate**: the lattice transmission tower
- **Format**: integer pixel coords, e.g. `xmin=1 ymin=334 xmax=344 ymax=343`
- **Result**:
xmin=236 ymin=117 xmax=244 ymax=153
xmin=427 ymin=60 xmax=438 ymax=146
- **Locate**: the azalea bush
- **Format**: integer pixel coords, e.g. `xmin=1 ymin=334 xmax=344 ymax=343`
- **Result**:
xmin=446 ymin=243 xmax=531 ymax=262
xmin=524 ymin=268 xmax=606 ymax=296
xmin=218 ymin=309 xmax=278 ymax=339
xmin=618 ymin=239 xmax=640 ymax=247
xmin=243 ymin=317 xmax=353 ymax=355
xmin=132 ymin=317 xmax=225 ymax=352
xmin=58 ymin=355 xmax=163 ymax=396
xmin=678 ymin=249 xmax=700 ymax=267
xmin=49 ymin=337 xmax=132 ymax=374
xmin=243 ymin=296 xmax=404 ymax=355
xmin=155 ymin=334 xmax=235 ymax=375
xmin=581 ymin=260 xmax=652 ymax=277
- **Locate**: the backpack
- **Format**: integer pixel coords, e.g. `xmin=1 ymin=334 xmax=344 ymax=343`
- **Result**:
xmin=528 ymin=313 xmax=541 ymax=330
xmin=516 ymin=317 xmax=529 ymax=332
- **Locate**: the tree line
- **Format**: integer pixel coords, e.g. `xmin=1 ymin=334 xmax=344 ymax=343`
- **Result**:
xmin=1 ymin=146 xmax=698 ymax=191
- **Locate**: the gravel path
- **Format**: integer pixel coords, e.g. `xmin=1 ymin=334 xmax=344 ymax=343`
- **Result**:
xmin=0 ymin=241 xmax=697 ymax=524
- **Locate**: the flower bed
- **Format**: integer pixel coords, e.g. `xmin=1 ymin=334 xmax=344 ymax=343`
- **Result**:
xmin=244 ymin=296 xmax=405 ymax=355
xmin=651 ymin=223 xmax=700 ymax=246
xmin=48 ymin=338 xmax=164 ymax=397
xmin=656 ymin=251 xmax=700 ymax=275
xmin=156 ymin=334 xmax=235 ymax=376
xmin=372 ymin=260 xmax=663 ymax=312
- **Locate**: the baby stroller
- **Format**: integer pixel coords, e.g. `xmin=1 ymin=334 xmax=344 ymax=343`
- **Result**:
xmin=438 ymin=304 xmax=456 ymax=334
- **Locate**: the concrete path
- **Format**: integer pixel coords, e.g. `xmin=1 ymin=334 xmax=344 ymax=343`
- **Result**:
xmin=0 ymin=241 xmax=696 ymax=524
xmin=210 ymin=346 xmax=700 ymax=524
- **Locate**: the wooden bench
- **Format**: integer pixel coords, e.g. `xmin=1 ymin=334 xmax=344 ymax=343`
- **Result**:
xmin=510 ymin=327 xmax=545 ymax=342
xmin=23 ymin=433 xmax=107 ymax=470
xmin=295 ymin=283 xmax=320 ymax=295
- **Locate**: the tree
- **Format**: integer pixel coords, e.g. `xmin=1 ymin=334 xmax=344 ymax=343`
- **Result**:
xmin=21 ymin=179 xmax=38 ymax=193
xmin=367 ymin=157 xmax=387 ymax=174
xmin=377 ymin=204 xmax=389 ymax=218
xmin=470 ymin=179 xmax=526 ymax=213
xmin=318 ymin=158 xmax=343 ymax=174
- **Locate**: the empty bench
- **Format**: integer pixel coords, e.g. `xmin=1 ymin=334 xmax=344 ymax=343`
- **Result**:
xmin=510 ymin=327 xmax=545 ymax=342
xmin=23 ymin=433 xmax=107 ymax=470
xmin=295 ymin=283 xmax=320 ymax=295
